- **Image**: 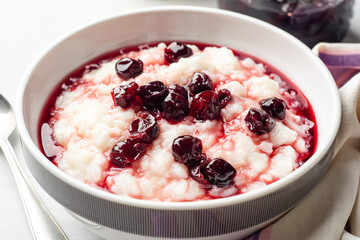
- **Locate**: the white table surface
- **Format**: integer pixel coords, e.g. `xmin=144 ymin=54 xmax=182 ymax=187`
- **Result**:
xmin=0 ymin=1 xmax=359 ymax=239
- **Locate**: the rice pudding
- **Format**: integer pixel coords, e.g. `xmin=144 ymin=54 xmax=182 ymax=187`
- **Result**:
xmin=39 ymin=42 xmax=316 ymax=201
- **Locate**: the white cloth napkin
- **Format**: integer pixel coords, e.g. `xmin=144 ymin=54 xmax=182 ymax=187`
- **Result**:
xmin=247 ymin=43 xmax=360 ymax=240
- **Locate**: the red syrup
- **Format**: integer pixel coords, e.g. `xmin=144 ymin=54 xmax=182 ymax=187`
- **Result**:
xmin=38 ymin=41 xmax=318 ymax=198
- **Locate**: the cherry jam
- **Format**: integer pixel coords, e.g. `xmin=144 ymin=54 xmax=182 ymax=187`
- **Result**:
xmin=219 ymin=0 xmax=354 ymax=48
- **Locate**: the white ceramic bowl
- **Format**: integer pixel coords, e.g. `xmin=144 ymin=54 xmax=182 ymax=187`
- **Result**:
xmin=15 ymin=6 xmax=341 ymax=240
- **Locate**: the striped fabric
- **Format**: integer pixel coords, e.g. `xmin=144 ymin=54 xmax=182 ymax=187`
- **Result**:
xmin=314 ymin=43 xmax=360 ymax=87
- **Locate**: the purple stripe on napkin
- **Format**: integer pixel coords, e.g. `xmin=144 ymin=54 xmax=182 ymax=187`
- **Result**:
xmin=318 ymin=53 xmax=360 ymax=69
xmin=316 ymin=45 xmax=360 ymax=88
xmin=328 ymin=68 xmax=360 ymax=88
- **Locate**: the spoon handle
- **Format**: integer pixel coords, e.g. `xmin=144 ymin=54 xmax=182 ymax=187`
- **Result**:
xmin=0 ymin=138 xmax=68 ymax=240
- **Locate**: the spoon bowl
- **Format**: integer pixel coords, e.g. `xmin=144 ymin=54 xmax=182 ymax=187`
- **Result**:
xmin=0 ymin=93 xmax=68 ymax=240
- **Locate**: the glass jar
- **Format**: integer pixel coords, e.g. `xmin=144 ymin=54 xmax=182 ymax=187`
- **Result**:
xmin=218 ymin=0 xmax=354 ymax=48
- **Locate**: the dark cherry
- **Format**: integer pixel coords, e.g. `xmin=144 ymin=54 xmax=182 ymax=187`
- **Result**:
xmin=129 ymin=114 xmax=159 ymax=143
xmin=218 ymin=88 xmax=232 ymax=108
xmin=164 ymin=42 xmax=193 ymax=63
xmin=110 ymin=138 xmax=146 ymax=168
xmin=172 ymin=135 xmax=202 ymax=166
xmin=188 ymin=153 xmax=208 ymax=168
xmin=260 ymin=97 xmax=287 ymax=120
xmin=168 ymin=84 xmax=188 ymax=100
xmin=189 ymin=166 xmax=209 ymax=185
xmin=190 ymin=90 xmax=221 ymax=121
xmin=112 ymin=82 xmax=139 ymax=108
xmin=163 ymin=92 xmax=190 ymax=122
xmin=201 ymin=158 xmax=236 ymax=188
xmin=137 ymin=81 xmax=169 ymax=111
xmin=188 ymin=154 xmax=210 ymax=185
xmin=245 ymin=108 xmax=275 ymax=135
xmin=115 ymin=57 xmax=143 ymax=80
xmin=188 ymin=72 xmax=213 ymax=96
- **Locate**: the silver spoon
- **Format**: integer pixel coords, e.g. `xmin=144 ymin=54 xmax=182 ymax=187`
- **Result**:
xmin=0 ymin=94 xmax=68 ymax=240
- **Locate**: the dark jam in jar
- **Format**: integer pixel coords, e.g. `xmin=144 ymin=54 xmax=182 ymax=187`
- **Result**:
xmin=219 ymin=0 xmax=354 ymax=48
